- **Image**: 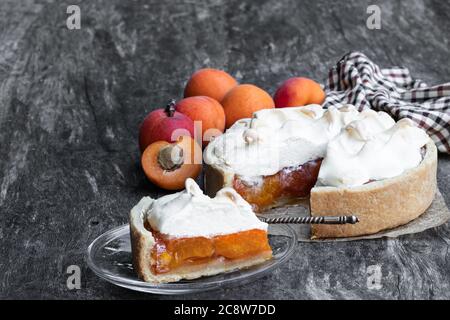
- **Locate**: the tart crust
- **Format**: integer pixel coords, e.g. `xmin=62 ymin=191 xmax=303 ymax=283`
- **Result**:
xmin=129 ymin=202 xmax=272 ymax=283
xmin=204 ymin=140 xmax=438 ymax=238
xmin=310 ymin=140 xmax=437 ymax=238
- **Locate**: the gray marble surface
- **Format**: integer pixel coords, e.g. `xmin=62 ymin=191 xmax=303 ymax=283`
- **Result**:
xmin=0 ymin=0 xmax=449 ymax=299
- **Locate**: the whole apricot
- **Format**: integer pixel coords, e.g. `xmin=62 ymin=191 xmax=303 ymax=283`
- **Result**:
xmin=141 ymin=136 xmax=202 ymax=190
xmin=184 ymin=68 xmax=238 ymax=102
xmin=175 ymin=96 xmax=225 ymax=147
xmin=274 ymin=77 xmax=325 ymax=108
xmin=221 ymin=84 xmax=275 ymax=128
xmin=139 ymin=100 xmax=194 ymax=153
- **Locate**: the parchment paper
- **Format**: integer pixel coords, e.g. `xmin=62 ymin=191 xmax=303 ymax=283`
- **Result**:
xmin=266 ymin=188 xmax=450 ymax=242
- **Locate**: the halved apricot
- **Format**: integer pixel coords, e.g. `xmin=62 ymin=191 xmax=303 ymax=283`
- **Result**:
xmin=141 ymin=136 xmax=202 ymax=190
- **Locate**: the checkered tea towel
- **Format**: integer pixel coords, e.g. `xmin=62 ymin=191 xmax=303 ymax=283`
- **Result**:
xmin=323 ymin=51 xmax=450 ymax=154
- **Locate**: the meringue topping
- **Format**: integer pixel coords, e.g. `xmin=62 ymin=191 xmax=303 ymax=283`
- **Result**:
xmin=204 ymin=104 xmax=430 ymax=187
xmin=317 ymin=118 xmax=430 ymax=187
xmin=205 ymin=104 xmax=368 ymax=177
xmin=144 ymin=178 xmax=267 ymax=238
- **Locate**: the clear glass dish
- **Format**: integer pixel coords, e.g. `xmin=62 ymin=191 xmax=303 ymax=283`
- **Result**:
xmin=86 ymin=224 xmax=297 ymax=295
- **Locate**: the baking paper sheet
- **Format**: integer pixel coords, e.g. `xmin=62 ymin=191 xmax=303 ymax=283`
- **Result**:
xmin=266 ymin=188 xmax=450 ymax=242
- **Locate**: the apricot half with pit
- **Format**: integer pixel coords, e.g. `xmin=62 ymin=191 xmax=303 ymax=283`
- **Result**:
xmin=141 ymin=136 xmax=202 ymax=190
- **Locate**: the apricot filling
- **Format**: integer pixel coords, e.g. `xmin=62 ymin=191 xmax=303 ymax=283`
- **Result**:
xmin=149 ymin=228 xmax=272 ymax=274
xmin=233 ymin=159 xmax=322 ymax=212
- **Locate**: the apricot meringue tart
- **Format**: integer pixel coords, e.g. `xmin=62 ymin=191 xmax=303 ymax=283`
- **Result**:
xmin=129 ymin=178 xmax=272 ymax=283
xmin=204 ymin=104 xmax=437 ymax=238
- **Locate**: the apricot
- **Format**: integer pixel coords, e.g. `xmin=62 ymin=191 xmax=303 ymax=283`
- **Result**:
xmin=139 ymin=100 xmax=194 ymax=153
xmin=184 ymin=68 xmax=238 ymax=102
xmin=151 ymin=229 xmax=271 ymax=274
xmin=166 ymin=237 xmax=214 ymax=263
xmin=221 ymin=84 xmax=275 ymax=128
xmin=273 ymin=77 xmax=325 ymax=108
xmin=175 ymin=96 xmax=225 ymax=147
xmin=141 ymin=136 xmax=202 ymax=190
xmin=215 ymin=229 xmax=271 ymax=259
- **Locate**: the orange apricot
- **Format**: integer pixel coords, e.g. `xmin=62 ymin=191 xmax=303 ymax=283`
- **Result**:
xmin=221 ymin=84 xmax=275 ymax=128
xmin=184 ymin=68 xmax=238 ymax=102
xmin=175 ymin=96 xmax=225 ymax=147
xmin=273 ymin=77 xmax=325 ymax=108
xmin=141 ymin=136 xmax=202 ymax=190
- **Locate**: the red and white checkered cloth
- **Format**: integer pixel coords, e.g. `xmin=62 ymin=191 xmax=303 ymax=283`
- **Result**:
xmin=324 ymin=51 xmax=450 ymax=154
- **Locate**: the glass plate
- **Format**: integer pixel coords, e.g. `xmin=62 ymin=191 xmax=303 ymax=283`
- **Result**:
xmin=86 ymin=224 xmax=297 ymax=295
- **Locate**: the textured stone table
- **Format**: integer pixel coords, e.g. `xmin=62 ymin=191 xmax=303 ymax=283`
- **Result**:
xmin=1 ymin=0 xmax=449 ymax=299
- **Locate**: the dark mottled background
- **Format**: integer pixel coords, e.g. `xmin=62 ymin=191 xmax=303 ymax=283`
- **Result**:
xmin=0 ymin=0 xmax=449 ymax=299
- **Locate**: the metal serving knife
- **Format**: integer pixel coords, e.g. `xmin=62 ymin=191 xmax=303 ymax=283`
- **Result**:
xmin=258 ymin=215 xmax=359 ymax=225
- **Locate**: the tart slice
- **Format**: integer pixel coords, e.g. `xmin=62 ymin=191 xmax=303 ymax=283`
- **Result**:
xmin=130 ymin=178 xmax=272 ymax=283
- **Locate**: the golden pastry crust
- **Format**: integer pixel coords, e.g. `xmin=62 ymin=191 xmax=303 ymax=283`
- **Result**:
xmin=310 ymin=140 xmax=437 ymax=238
xmin=129 ymin=203 xmax=272 ymax=283
xmin=129 ymin=203 xmax=157 ymax=282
